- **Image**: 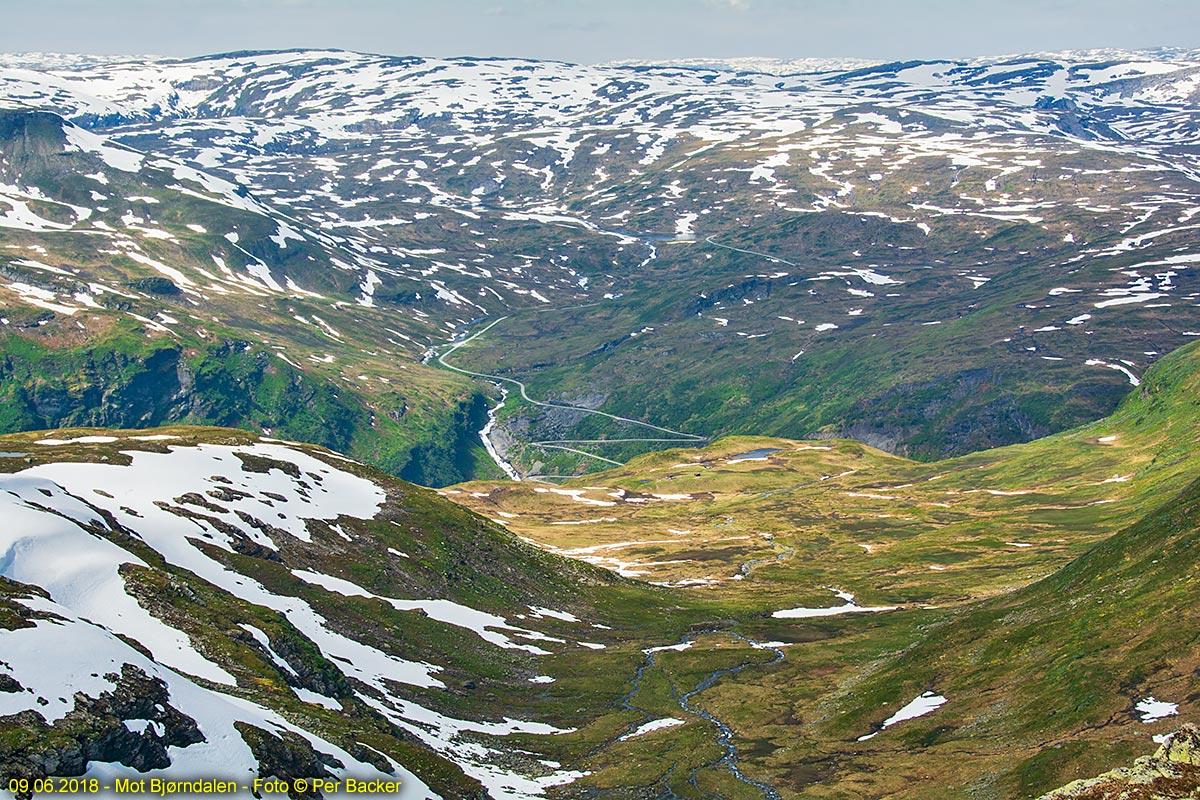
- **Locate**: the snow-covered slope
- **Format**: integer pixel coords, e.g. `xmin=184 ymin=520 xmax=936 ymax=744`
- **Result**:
xmin=6 ymin=48 xmax=1200 ymax=315
xmin=0 ymin=428 xmax=627 ymax=798
xmin=2 ymin=48 xmax=1200 ymax=473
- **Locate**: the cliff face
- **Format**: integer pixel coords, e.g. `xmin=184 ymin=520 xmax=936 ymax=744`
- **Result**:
xmin=1 ymin=664 xmax=204 ymax=791
xmin=0 ymin=109 xmax=69 ymax=178
xmin=1037 ymin=725 xmax=1200 ymax=800
xmin=0 ymin=333 xmax=490 ymax=485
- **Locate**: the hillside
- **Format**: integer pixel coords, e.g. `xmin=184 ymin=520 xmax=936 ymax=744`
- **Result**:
xmin=803 ymin=465 xmax=1200 ymax=799
xmin=449 ymin=339 xmax=1200 ymax=605
xmin=2 ymin=46 xmax=1200 ymax=800
xmin=1036 ymin=724 xmax=1200 ymax=799
xmin=1 ymin=50 xmax=1199 ymax=479
xmin=0 ymin=428 xmax=724 ymax=799
xmin=0 ymin=342 xmax=1196 ymax=800
xmin=441 ymin=340 xmax=1200 ymax=797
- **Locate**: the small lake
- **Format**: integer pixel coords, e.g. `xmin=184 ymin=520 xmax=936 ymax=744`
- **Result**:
xmin=727 ymin=448 xmax=780 ymax=460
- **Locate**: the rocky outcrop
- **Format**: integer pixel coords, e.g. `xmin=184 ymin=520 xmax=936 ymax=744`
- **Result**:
xmin=0 ymin=109 xmax=68 ymax=180
xmin=0 ymin=664 xmax=203 ymax=796
xmin=1037 ymin=725 xmax=1200 ymax=799
xmin=234 ymin=722 xmax=343 ymax=800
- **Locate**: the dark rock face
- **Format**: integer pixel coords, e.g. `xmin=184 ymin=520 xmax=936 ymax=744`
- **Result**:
xmin=0 ymin=664 xmax=203 ymax=796
xmin=234 ymin=722 xmax=342 ymax=800
xmin=398 ymin=391 xmax=492 ymax=486
xmin=834 ymin=366 xmax=1128 ymax=459
xmin=0 ymin=346 xmax=193 ymax=430
xmin=686 ymin=277 xmax=774 ymax=316
xmin=0 ymin=340 xmax=367 ymax=464
xmin=125 ymin=277 xmax=182 ymax=296
xmin=267 ymin=636 xmax=351 ymax=700
xmin=0 ymin=110 xmax=68 ymax=177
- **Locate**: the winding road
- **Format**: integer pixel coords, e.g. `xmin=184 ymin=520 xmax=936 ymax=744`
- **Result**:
xmin=434 ymin=314 xmax=706 ymax=474
xmin=431 ymin=233 xmax=801 ymax=476
xmin=704 ymin=235 xmax=800 ymax=268
xmin=434 ymin=236 xmax=797 ymax=791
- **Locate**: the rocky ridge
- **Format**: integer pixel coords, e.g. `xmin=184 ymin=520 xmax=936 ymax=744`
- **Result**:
xmin=1038 ymin=725 xmax=1200 ymax=800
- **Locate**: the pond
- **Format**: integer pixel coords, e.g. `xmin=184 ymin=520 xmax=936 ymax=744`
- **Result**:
xmin=726 ymin=448 xmax=780 ymax=461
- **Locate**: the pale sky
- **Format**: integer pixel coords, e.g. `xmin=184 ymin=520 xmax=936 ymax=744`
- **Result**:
xmin=2 ymin=0 xmax=1198 ymax=63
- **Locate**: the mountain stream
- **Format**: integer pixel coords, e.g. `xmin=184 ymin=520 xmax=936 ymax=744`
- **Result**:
xmin=616 ymin=630 xmax=785 ymax=799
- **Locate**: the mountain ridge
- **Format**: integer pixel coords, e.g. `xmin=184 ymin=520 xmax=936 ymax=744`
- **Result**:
xmin=3 ymin=47 xmax=1200 ymax=478
xmin=0 ymin=425 xmax=710 ymax=798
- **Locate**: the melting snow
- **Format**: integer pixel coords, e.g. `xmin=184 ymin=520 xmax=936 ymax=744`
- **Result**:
xmin=1136 ymin=697 xmax=1179 ymax=722
xmin=528 ymin=606 xmax=580 ymax=622
xmin=63 ymin=125 xmax=144 ymax=172
xmin=292 ymin=569 xmax=559 ymax=655
xmin=0 ymin=438 xmax=589 ymax=796
xmin=619 ymin=718 xmax=686 ymax=741
xmin=533 ymin=487 xmax=617 ymax=507
xmin=36 ymin=435 xmax=119 ymax=445
xmin=858 ymin=692 xmax=947 ymax=740
xmin=773 ymin=589 xmax=898 ymax=619
xmin=0 ymin=599 xmax=425 ymax=794
xmin=1086 ymin=358 xmax=1141 ymax=387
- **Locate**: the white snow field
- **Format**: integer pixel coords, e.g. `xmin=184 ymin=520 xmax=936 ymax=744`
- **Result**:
xmin=0 ymin=437 xmax=588 ymax=798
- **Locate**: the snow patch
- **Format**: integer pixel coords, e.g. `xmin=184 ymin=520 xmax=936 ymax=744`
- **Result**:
xmin=1136 ymin=697 xmax=1179 ymax=723
xmin=858 ymin=692 xmax=947 ymax=741
xmin=619 ymin=718 xmax=686 ymax=741
xmin=773 ymin=589 xmax=898 ymax=619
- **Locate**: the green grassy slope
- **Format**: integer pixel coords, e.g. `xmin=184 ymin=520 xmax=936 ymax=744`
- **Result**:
xmin=0 ymin=426 xmax=734 ymax=797
xmin=442 ymin=340 xmax=1200 ymax=798
xmin=447 ymin=207 xmax=1199 ymax=475
xmin=452 ymin=339 xmax=1200 ymax=609
xmin=0 ymin=333 xmax=1195 ymax=798
xmin=801 ymin=471 xmax=1200 ymax=799
xmin=0 ymin=107 xmax=499 ymax=485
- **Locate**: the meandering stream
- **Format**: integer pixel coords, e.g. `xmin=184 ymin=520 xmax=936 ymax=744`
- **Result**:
xmin=616 ymin=630 xmax=785 ymax=799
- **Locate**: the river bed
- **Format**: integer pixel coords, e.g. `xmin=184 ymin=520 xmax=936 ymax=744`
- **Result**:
xmin=479 ymin=382 xmax=522 ymax=481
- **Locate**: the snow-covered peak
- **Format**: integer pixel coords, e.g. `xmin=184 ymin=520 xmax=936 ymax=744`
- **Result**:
xmin=602 ymin=56 xmax=887 ymax=75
